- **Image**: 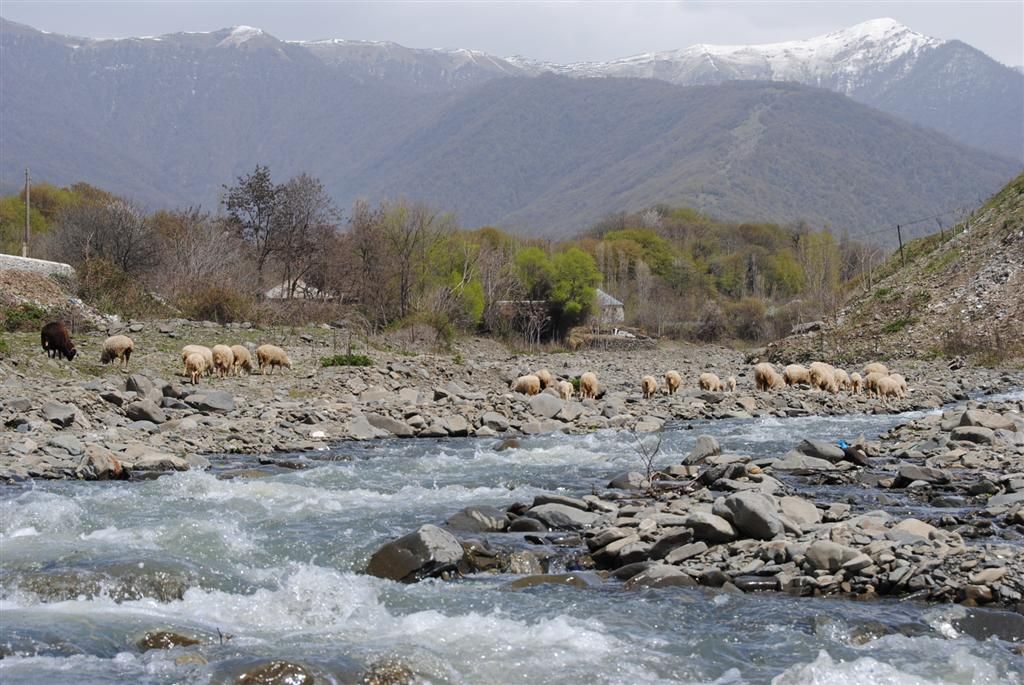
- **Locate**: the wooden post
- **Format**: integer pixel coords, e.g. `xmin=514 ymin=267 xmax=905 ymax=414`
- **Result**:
xmin=22 ymin=168 xmax=30 ymax=258
xmin=897 ymin=224 xmax=905 ymax=268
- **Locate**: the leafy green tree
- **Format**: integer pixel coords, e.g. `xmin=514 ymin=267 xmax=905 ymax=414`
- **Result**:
xmin=514 ymin=246 xmax=554 ymax=300
xmin=550 ymin=247 xmax=601 ymax=328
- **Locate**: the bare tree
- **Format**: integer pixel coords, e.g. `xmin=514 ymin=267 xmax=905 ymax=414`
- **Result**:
xmin=224 ymin=165 xmax=280 ymax=290
xmin=380 ymin=200 xmax=452 ymax=320
xmin=274 ymin=174 xmax=340 ymax=299
xmin=48 ymin=197 xmax=158 ymax=275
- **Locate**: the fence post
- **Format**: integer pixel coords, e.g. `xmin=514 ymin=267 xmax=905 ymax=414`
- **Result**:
xmin=897 ymin=224 xmax=905 ymax=268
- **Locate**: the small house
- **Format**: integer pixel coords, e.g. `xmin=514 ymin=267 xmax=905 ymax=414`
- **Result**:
xmin=595 ymin=288 xmax=624 ymax=327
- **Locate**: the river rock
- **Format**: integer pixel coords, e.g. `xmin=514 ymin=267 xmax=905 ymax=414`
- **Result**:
xmin=608 ymin=471 xmax=646 ymax=490
xmin=76 ymin=445 xmax=125 ymax=480
xmin=183 ymin=390 xmax=235 ymax=413
xmin=529 ymin=393 xmax=564 ymax=419
xmin=950 ymin=426 xmax=995 ymax=444
xmin=796 ymin=439 xmax=845 ymax=462
xmin=125 ymin=399 xmax=167 ymax=425
xmin=42 ymin=401 xmax=76 ymax=428
xmin=366 ymin=524 xmax=466 ymax=583
xmin=526 ymin=503 xmax=599 ymax=530
xmin=446 ymin=505 xmax=510 ymax=532
xmin=480 ymin=411 xmax=509 ymax=432
xmin=805 ymin=540 xmax=862 ymax=573
xmin=780 ymin=496 xmax=822 ymax=526
xmin=684 ymin=512 xmax=737 ymax=543
xmin=236 ymin=660 xmax=314 ymax=685
xmin=772 ymin=451 xmax=836 ymax=471
xmin=960 ymin=409 xmax=1018 ymax=432
xmin=894 ymin=465 xmax=949 ymax=487
xmin=440 ymin=415 xmax=470 ymax=437
xmin=126 ymin=374 xmax=161 ymax=403
xmin=137 ymin=631 xmax=200 ymax=650
xmin=624 ymin=564 xmax=697 ymax=589
xmin=366 ymin=413 xmax=414 ymax=438
xmin=684 ymin=435 xmax=720 ymax=465
xmin=716 ymin=492 xmax=783 ymax=540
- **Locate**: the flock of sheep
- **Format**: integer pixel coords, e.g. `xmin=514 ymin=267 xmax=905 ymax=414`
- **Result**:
xmin=511 ymin=361 xmax=908 ymax=402
xmin=38 ymin=321 xmax=292 ymax=383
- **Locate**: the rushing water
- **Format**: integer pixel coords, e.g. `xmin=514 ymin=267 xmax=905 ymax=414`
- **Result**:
xmin=2 ymin=402 xmax=1023 ymax=684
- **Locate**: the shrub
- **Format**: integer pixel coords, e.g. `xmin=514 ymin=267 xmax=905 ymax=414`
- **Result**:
xmin=76 ymin=258 xmax=172 ymax=319
xmin=181 ymin=284 xmax=255 ymax=324
xmin=726 ymin=298 xmax=768 ymax=342
xmin=695 ymin=302 xmax=727 ymax=342
xmin=321 ymin=354 xmax=373 ymax=367
xmin=882 ymin=317 xmax=916 ymax=334
xmin=0 ymin=333 xmax=9 ymax=356
xmin=2 ymin=303 xmax=48 ymax=332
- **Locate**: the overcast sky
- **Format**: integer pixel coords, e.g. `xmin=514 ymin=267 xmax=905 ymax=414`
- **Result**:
xmin=3 ymin=1 xmax=1022 ymax=66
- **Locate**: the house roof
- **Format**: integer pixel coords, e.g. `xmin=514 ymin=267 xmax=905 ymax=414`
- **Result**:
xmin=596 ymin=288 xmax=623 ymax=307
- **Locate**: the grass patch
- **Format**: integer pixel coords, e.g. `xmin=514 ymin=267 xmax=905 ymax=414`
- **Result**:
xmin=0 ymin=334 xmax=9 ymax=356
xmin=321 ymin=353 xmax=373 ymax=368
xmin=925 ymin=248 xmax=959 ymax=274
xmin=1 ymin=303 xmax=48 ymax=332
xmin=882 ymin=317 xmax=916 ymax=334
xmin=872 ymin=287 xmax=894 ymax=301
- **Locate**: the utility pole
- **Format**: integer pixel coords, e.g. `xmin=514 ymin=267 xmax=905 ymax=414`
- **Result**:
xmin=22 ymin=168 xmax=30 ymax=258
xmin=897 ymin=223 xmax=905 ymax=268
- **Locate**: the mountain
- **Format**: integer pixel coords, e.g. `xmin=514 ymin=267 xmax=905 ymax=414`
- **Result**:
xmin=773 ymin=173 xmax=1024 ymax=363
xmin=0 ymin=18 xmax=1018 ymax=240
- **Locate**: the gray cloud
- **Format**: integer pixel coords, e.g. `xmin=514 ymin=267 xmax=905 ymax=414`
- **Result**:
xmin=3 ymin=0 xmax=1022 ymax=66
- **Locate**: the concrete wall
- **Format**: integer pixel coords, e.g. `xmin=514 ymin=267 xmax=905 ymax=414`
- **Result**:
xmin=0 ymin=254 xmax=75 ymax=278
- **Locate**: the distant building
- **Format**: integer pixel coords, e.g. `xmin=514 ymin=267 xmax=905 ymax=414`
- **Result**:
xmin=263 ymin=279 xmax=333 ymax=301
xmin=594 ymin=288 xmax=624 ymax=327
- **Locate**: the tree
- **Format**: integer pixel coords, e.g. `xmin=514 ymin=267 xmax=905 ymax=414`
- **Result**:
xmin=224 ymin=165 xmax=280 ymax=288
xmin=514 ymin=246 xmax=554 ymax=300
xmin=49 ymin=196 xmax=157 ymax=275
xmin=549 ymin=247 xmax=601 ymax=331
xmin=274 ymin=174 xmax=339 ymax=299
xmin=380 ymin=200 xmax=452 ymax=320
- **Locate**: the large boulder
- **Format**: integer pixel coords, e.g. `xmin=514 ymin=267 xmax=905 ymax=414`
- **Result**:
xmin=804 ymin=540 xmax=862 ymax=573
xmin=366 ymin=524 xmax=466 ymax=583
xmin=683 ymin=512 xmax=737 ymax=544
xmin=41 ymin=402 xmax=76 ymax=428
xmin=446 ymin=505 xmax=510 ymax=532
xmin=796 ymin=439 xmax=845 ymax=462
xmin=951 ymin=426 xmax=995 ymax=444
xmin=683 ymin=435 xmax=721 ymax=465
xmin=715 ymin=492 xmax=783 ymax=540
xmin=960 ymin=409 xmax=1019 ymax=432
xmin=529 ymin=393 xmax=564 ymax=419
xmin=125 ymin=399 xmax=167 ymax=425
xmin=126 ymin=374 xmax=162 ymax=403
xmin=525 ymin=503 xmax=599 ymax=530
xmin=440 ymin=415 xmax=470 ymax=437
xmin=366 ymin=413 xmax=415 ymax=438
xmin=183 ymin=390 xmax=235 ymax=413
xmin=779 ymin=496 xmax=822 ymax=527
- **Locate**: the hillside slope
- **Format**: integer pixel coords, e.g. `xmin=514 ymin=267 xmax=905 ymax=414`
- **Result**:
xmin=774 ymin=173 xmax=1024 ymax=363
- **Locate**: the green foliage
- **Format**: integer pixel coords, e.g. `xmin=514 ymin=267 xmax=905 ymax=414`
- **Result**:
xmin=726 ymin=298 xmax=768 ymax=341
xmin=550 ymin=247 xmax=602 ymax=325
xmin=321 ymin=353 xmax=373 ymax=367
xmin=515 ymin=246 xmax=555 ymax=300
xmin=0 ymin=333 xmax=9 ymax=357
xmin=882 ymin=317 xmax=916 ymax=334
xmin=1 ymin=303 xmax=48 ymax=332
xmin=0 ymin=195 xmax=49 ymax=254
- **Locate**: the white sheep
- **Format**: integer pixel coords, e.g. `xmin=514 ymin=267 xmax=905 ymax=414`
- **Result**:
xmin=753 ymin=363 xmax=785 ymax=391
xmin=231 ymin=344 xmax=254 ymax=376
xmin=557 ymin=379 xmax=573 ymax=401
xmin=809 ymin=362 xmax=838 ymax=393
xmin=181 ymin=345 xmax=214 ymax=377
xmin=833 ymin=368 xmax=851 ymax=391
xmin=511 ymin=374 xmax=541 ymax=395
xmin=850 ymin=372 xmax=863 ymax=394
xmin=665 ymin=370 xmax=682 ymax=395
xmin=890 ymin=373 xmax=908 ymax=398
xmin=876 ymin=375 xmax=902 ymax=401
xmin=726 ymin=375 xmax=737 ymax=392
xmin=211 ymin=344 xmax=235 ymax=378
xmin=864 ymin=362 xmax=888 ymax=376
xmin=698 ymin=372 xmax=724 ymax=392
xmin=534 ymin=369 xmax=555 ymax=389
xmin=784 ymin=364 xmax=810 ymax=387
xmin=100 ymin=335 xmax=134 ymax=370
xmin=256 ymin=344 xmax=292 ymax=374
xmin=864 ymin=371 xmax=888 ymax=396
xmin=641 ymin=375 xmax=657 ymax=399
xmin=579 ymin=372 xmax=599 ymax=400
xmin=185 ymin=352 xmax=206 ymax=385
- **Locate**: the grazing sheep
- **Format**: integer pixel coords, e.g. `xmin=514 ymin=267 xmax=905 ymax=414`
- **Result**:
xmin=890 ymin=373 xmax=908 ymax=398
xmin=850 ymin=372 xmax=863 ymax=394
xmin=181 ymin=345 xmax=214 ymax=376
xmin=863 ymin=371 xmax=888 ymax=396
xmin=231 ymin=345 xmax=254 ymax=375
xmin=557 ymin=379 xmax=573 ymax=401
xmin=699 ymin=372 xmax=724 ymax=392
xmin=100 ymin=335 xmax=134 ymax=370
xmin=580 ymin=372 xmax=599 ymax=400
xmin=665 ymin=370 xmax=682 ymax=395
xmin=185 ymin=352 xmax=206 ymax=385
xmin=876 ymin=375 xmax=902 ymax=401
xmin=641 ymin=375 xmax=657 ymax=399
xmin=753 ymin=363 xmax=785 ymax=391
xmin=40 ymin=321 xmax=77 ymax=361
xmin=864 ymin=362 xmax=888 ymax=376
xmin=784 ymin=364 xmax=811 ymax=387
xmin=211 ymin=344 xmax=235 ymax=378
xmin=256 ymin=344 xmax=292 ymax=374
xmin=726 ymin=376 xmax=737 ymax=392
xmin=511 ymin=374 xmax=541 ymax=396
xmin=833 ymin=368 xmax=851 ymax=391
xmin=534 ymin=369 xmax=555 ymax=389
xmin=809 ymin=362 xmax=838 ymax=393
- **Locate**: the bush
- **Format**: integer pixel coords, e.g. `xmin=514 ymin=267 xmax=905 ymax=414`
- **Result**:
xmin=0 ymin=333 xmax=9 ymax=356
xmin=882 ymin=317 xmax=916 ymax=334
xmin=76 ymin=258 xmax=172 ymax=319
xmin=181 ymin=285 xmax=255 ymax=324
xmin=726 ymin=298 xmax=768 ymax=342
xmin=321 ymin=354 xmax=373 ymax=367
xmin=1 ymin=303 xmax=48 ymax=332
xmin=695 ymin=302 xmax=727 ymax=342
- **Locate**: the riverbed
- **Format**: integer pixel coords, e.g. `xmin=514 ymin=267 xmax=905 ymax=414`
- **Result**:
xmin=2 ymin=403 xmax=1022 ymax=684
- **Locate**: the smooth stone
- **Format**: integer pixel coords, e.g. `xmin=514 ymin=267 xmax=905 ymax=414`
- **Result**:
xmin=365 ymin=524 xmax=465 ymax=583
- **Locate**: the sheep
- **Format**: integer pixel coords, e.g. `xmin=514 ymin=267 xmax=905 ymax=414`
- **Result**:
xmin=876 ymin=375 xmax=902 ymax=401
xmin=511 ymin=374 xmax=541 ymax=396
xmin=890 ymin=373 xmax=908 ymax=398
xmin=641 ymin=375 xmax=657 ymax=399
xmin=256 ymin=344 xmax=292 ymax=374
xmin=557 ymin=379 xmax=574 ymax=401
xmin=100 ymin=335 xmax=134 ymax=370
xmin=534 ymin=369 xmax=555 ymax=389
xmin=211 ymin=344 xmax=235 ymax=378
xmin=783 ymin=364 xmax=810 ymax=387
xmin=580 ymin=372 xmax=599 ymax=400
xmin=753 ymin=363 xmax=785 ymax=391
xmin=699 ymin=372 xmax=724 ymax=392
xmin=864 ymin=362 xmax=889 ymax=376
xmin=665 ymin=370 xmax=682 ymax=395
xmin=231 ymin=344 xmax=254 ymax=376
xmin=181 ymin=345 xmax=214 ymax=377
xmin=809 ymin=362 xmax=838 ymax=393
xmin=726 ymin=376 xmax=737 ymax=392
xmin=850 ymin=372 xmax=863 ymax=394
xmin=40 ymin=321 xmax=76 ymax=361
xmin=833 ymin=368 xmax=851 ymax=391
xmin=185 ymin=352 xmax=206 ymax=385
xmin=863 ymin=371 xmax=888 ymax=396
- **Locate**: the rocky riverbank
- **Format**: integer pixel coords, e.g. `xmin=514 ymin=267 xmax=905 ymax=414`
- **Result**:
xmin=366 ymin=396 xmax=1024 ymax=617
xmin=1 ymin=320 xmax=1022 ymax=481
